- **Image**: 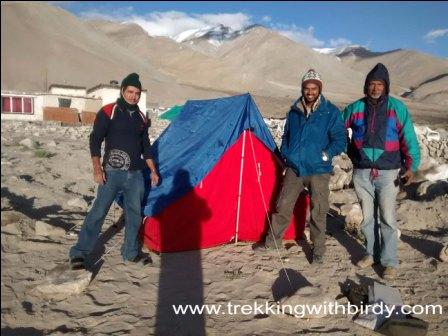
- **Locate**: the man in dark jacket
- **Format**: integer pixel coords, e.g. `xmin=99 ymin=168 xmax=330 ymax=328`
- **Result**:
xmin=343 ymin=63 xmax=420 ymax=280
xmin=69 ymin=73 xmax=160 ymax=269
xmin=253 ymin=69 xmax=346 ymax=264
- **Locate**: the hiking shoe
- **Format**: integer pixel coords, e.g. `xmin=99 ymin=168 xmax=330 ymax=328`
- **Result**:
xmin=126 ymin=253 xmax=152 ymax=266
xmin=356 ymin=255 xmax=374 ymax=269
xmin=312 ymin=253 xmax=324 ymax=264
xmin=252 ymin=242 xmax=283 ymax=254
xmin=70 ymin=257 xmax=85 ymax=270
xmin=382 ymin=266 xmax=397 ymax=280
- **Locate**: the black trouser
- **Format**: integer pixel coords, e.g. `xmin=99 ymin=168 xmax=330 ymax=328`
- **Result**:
xmin=265 ymin=168 xmax=330 ymax=256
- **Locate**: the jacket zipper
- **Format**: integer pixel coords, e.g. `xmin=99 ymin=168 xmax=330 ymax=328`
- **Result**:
xmin=370 ymin=105 xmax=376 ymax=133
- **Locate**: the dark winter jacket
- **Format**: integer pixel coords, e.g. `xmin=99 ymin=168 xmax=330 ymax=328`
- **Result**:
xmin=90 ymin=98 xmax=152 ymax=171
xmin=280 ymin=95 xmax=346 ymax=176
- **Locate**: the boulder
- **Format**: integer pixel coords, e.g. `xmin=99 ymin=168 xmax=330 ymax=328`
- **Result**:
xmin=439 ymin=245 xmax=448 ymax=262
xmin=19 ymin=138 xmax=37 ymax=149
xmin=32 ymin=266 xmax=92 ymax=297
xmin=34 ymin=221 xmax=66 ymax=237
xmin=67 ymin=198 xmax=88 ymax=210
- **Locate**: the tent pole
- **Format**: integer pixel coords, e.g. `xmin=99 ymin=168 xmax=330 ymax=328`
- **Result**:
xmin=235 ymin=130 xmax=246 ymax=243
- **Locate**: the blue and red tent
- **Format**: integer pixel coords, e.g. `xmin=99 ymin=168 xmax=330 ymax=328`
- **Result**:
xmin=142 ymin=94 xmax=308 ymax=252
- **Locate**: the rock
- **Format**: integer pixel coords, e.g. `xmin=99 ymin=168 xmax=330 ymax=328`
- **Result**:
xmin=439 ymin=245 xmax=448 ymax=262
xmin=344 ymin=204 xmax=363 ymax=228
xmin=1 ymin=211 xmax=28 ymax=226
xmin=1 ymin=198 xmax=12 ymax=211
xmin=67 ymin=198 xmax=88 ymax=210
xmin=47 ymin=141 xmax=57 ymax=147
xmin=19 ymin=138 xmax=37 ymax=149
xmin=1 ymin=223 xmax=21 ymax=235
xmin=34 ymin=221 xmax=66 ymax=237
xmin=416 ymin=180 xmax=448 ymax=200
xmin=332 ymin=154 xmax=353 ymax=171
xmin=330 ymin=189 xmax=358 ymax=205
xmin=330 ymin=167 xmax=350 ymax=191
xmin=32 ymin=267 xmax=92 ymax=297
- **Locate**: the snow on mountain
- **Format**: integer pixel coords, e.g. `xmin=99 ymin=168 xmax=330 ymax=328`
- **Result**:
xmin=313 ymin=45 xmax=367 ymax=56
xmin=173 ymin=24 xmax=259 ymax=46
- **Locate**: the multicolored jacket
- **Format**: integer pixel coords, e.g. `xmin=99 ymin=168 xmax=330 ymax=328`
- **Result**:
xmin=342 ymin=96 xmax=420 ymax=172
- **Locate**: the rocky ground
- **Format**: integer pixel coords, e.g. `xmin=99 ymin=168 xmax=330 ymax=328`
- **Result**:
xmin=1 ymin=119 xmax=447 ymax=336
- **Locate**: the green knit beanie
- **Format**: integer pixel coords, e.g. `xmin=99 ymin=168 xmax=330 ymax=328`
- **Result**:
xmin=121 ymin=73 xmax=142 ymax=90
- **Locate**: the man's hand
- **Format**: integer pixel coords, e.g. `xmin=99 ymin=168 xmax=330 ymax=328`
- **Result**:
xmin=93 ymin=167 xmax=106 ymax=185
xmin=402 ymin=169 xmax=414 ymax=186
xmin=150 ymin=170 xmax=160 ymax=187
xmin=92 ymin=156 xmax=105 ymax=185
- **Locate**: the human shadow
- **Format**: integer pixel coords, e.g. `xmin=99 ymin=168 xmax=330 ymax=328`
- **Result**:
xmin=400 ymin=233 xmax=444 ymax=260
xmin=327 ymin=213 xmax=365 ymax=265
xmin=1 ymin=187 xmax=85 ymax=230
xmin=87 ymin=213 xmax=125 ymax=280
xmin=271 ymin=268 xmax=313 ymax=302
xmin=154 ymin=169 xmax=211 ymax=336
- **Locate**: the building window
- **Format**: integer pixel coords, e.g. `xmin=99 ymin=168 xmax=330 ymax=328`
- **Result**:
xmin=1 ymin=96 xmax=34 ymax=114
xmin=58 ymin=98 xmax=71 ymax=108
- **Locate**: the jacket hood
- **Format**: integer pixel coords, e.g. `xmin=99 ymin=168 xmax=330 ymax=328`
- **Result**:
xmin=364 ymin=63 xmax=390 ymax=95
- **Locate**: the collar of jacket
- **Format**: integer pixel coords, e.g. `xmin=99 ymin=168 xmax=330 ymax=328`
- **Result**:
xmin=291 ymin=95 xmax=323 ymax=115
xmin=365 ymin=94 xmax=387 ymax=107
xmin=116 ymin=97 xmax=139 ymax=113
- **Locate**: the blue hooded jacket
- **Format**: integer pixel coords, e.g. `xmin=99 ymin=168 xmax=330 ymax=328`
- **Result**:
xmin=280 ymin=95 xmax=346 ymax=176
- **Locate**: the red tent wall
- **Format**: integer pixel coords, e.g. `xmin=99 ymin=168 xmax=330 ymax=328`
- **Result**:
xmin=142 ymin=131 xmax=309 ymax=253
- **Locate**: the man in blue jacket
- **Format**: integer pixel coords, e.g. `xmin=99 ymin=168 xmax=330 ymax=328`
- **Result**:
xmin=253 ymin=69 xmax=346 ymax=264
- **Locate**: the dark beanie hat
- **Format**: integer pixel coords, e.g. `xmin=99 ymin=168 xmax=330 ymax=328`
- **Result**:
xmin=121 ymin=73 xmax=142 ymax=90
xmin=364 ymin=63 xmax=390 ymax=95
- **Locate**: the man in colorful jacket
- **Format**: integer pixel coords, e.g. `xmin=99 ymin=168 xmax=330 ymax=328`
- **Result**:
xmin=253 ymin=69 xmax=346 ymax=264
xmin=342 ymin=63 xmax=420 ymax=280
xmin=69 ymin=73 xmax=160 ymax=269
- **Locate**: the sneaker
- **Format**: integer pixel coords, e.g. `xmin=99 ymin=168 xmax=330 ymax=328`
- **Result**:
xmin=356 ymin=255 xmax=374 ymax=269
xmin=382 ymin=266 xmax=397 ymax=280
xmin=252 ymin=242 xmax=282 ymax=254
xmin=126 ymin=253 xmax=152 ymax=266
xmin=70 ymin=257 xmax=85 ymax=270
xmin=312 ymin=253 xmax=324 ymax=264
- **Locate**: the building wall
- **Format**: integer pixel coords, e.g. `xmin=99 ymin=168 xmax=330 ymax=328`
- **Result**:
xmin=1 ymin=93 xmax=42 ymax=122
xmin=1 ymin=92 xmax=101 ymax=122
xmin=41 ymin=95 xmax=90 ymax=112
xmin=88 ymin=88 xmax=147 ymax=113
xmin=49 ymin=87 xmax=87 ymax=97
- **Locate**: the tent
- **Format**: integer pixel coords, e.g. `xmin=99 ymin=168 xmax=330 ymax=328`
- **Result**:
xmin=142 ymin=94 xmax=308 ymax=252
xmin=159 ymin=104 xmax=183 ymax=121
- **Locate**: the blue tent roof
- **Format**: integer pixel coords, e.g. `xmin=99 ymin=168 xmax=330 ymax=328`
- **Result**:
xmin=143 ymin=93 xmax=277 ymax=217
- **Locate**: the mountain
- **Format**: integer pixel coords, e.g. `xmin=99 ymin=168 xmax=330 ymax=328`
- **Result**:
xmin=2 ymin=2 xmax=447 ymax=118
xmin=0 ymin=2 xmax=228 ymax=106
xmin=173 ymin=24 xmax=260 ymax=55
xmin=338 ymin=48 xmax=448 ymax=101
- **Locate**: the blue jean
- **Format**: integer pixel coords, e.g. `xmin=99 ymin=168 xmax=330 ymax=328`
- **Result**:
xmin=353 ymin=169 xmax=400 ymax=267
xmin=70 ymin=168 xmax=145 ymax=261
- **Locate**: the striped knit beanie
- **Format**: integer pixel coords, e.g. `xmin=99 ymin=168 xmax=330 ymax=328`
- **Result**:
xmin=301 ymin=69 xmax=322 ymax=93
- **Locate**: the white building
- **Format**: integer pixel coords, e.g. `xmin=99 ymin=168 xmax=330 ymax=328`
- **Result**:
xmin=87 ymin=84 xmax=147 ymax=113
xmin=1 ymin=82 xmax=147 ymax=122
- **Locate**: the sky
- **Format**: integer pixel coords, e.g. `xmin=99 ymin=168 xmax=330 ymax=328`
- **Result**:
xmin=55 ymin=1 xmax=448 ymax=57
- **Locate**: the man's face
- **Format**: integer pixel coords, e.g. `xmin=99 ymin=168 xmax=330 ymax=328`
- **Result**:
xmin=303 ymin=83 xmax=320 ymax=104
xmin=367 ymin=80 xmax=385 ymax=99
xmin=122 ymin=86 xmax=141 ymax=105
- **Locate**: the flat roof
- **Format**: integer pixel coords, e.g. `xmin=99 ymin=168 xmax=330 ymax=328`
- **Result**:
xmin=48 ymin=84 xmax=87 ymax=90
xmin=87 ymin=84 xmax=147 ymax=94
